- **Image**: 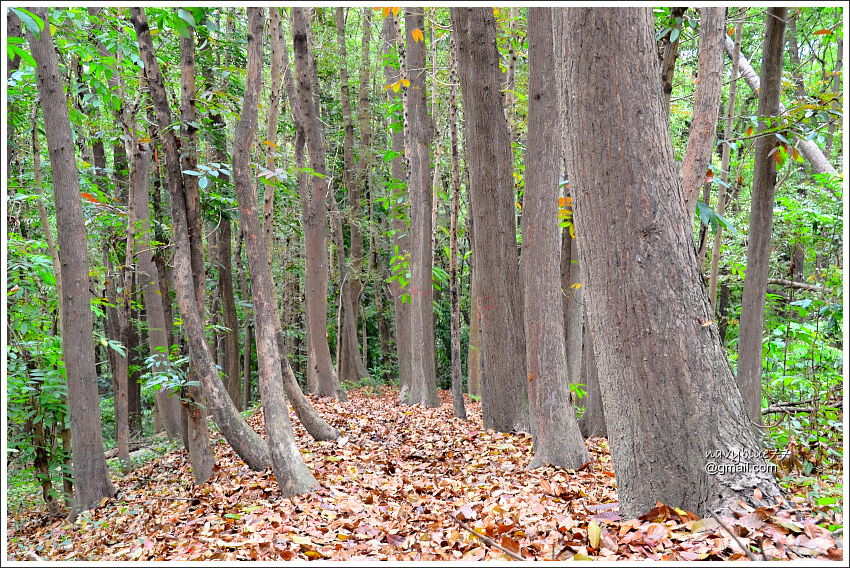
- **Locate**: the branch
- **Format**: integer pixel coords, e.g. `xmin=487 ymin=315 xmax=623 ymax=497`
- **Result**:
xmin=767 ymin=278 xmax=825 ymax=293
xmin=708 ymin=511 xmax=760 ymax=561
xmin=450 ymin=515 xmax=524 ymax=561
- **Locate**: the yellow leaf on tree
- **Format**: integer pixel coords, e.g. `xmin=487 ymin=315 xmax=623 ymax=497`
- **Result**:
xmin=411 ymin=28 xmax=424 ymax=42
xmin=392 ymin=7 xmax=400 ymax=16
xmin=570 ymin=283 xmax=583 ymax=290
xmin=382 ymin=7 xmax=391 ymax=17
xmin=400 ymin=78 xmax=410 ymax=88
xmin=262 ymin=140 xmax=278 ymax=148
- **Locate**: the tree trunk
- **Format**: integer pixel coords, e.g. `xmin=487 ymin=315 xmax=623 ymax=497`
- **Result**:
xmin=562 ymin=221 xmax=583 ymax=386
xmin=28 ymin=8 xmax=115 ymax=516
xmin=681 ymin=7 xmax=725 ymax=227
xmin=737 ymin=9 xmax=787 ymax=427
xmin=403 ymin=7 xmax=440 ymax=408
xmin=448 ymin=27 xmax=467 ymax=421
xmin=659 ymin=7 xmax=688 ymax=115
xmin=235 ymin=8 xmax=318 ymax=495
xmin=381 ymin=15 xmax=412 ymax=397
xmin=560 ymin=7 xmax=782 ymax=518
xmin=578 ymin=323 xmax=607 ymax=438
xmin=131 ymin=7 xmax=271 ymax=471
xmin=709 ymin=10 xmax=745 ymax=310
xmin=290 ymin=8 xmax=343 ymax=400
xmin=236 ymin=229 xmax=253 ymax=410
xmin=467 ymin=277 xmax=481 ymax=398
xmin=453 ymin=7 xmax=529 ymax=433
xmin=334 ymin=7 xmax=370 ymax=385
xmin=522 ymin=9 xmax=590 ymax=469
xmin=723 ymin=34 xmax=837 ymax=176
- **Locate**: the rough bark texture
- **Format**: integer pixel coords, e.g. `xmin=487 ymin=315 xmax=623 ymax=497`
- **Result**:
xmin=453 ymin=7 xmax=529 ymax=434
xmin=562 ymin=224 xmax=583 ymax=386
xmin=522 ymin=8 xmax=590 ymax=470
xmin=403 ymin=7 xmax=440 ymax=408
xmin=449 ymin=28 xmax=467 ymax=421
xmin=235 ymin=9 xmax=318 ymax=495
xmin=466 ymin=278 xmax=481 ymax=398
xmin=737 ymin=9 xmax=787 ymax=427
xmin=381 ymin=15 xmax=413 ymax=397
xmin=291 ymin=8 xmax=342 ymax=400
xmin=709 ymin=11 xmax=745 ymax=310
xmin=28 ymin=8 xmax=115 ymax=515
xmin=681 ymin=7 xmax=725 ymax=226
xmin=215 ymin=216 xmax=242 ymax=408
xmin=723 ymin=34 xmax=837 ymax=176
xmin=561 ymin=7 xmax=782 ymax=518
xmin=131 ymin=8 xmax=271 ymax=471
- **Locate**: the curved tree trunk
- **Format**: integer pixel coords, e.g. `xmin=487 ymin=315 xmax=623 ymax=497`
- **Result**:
xmin=560 ymin=7 xmax=782 ymax=518
xmin=737 ymin=9 xmax=787 ymax=427
xmin=403 ymin=7 xmax=440 ymax=407
xmin=131 ymin=7 xmax=271 ymax=472
xmin=522 ymin=8 xmax=589 ymax=469
xmin=28 ymin=7 xmax=115 ymax=516
xmin=234 ymin=8 xmax=318 ymax=495
xmin=452 ymin=7 xmax=529 ymax=433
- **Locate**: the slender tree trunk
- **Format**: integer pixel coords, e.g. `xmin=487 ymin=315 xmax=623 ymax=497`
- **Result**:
xmin=560 ymin=7 xmax=781 ymax=518
xmin=290 ymin=8 xmax=343 ymax=400
xmin=453 ymin=8 xmax=529 ymax=433
xmin=402 ymin=7 xmax=440 ymax=407
xmin=179 ymin=22 xmax=214 ymax=485
xmin=709 ymin=10 xmax=745 ymax=310
xmin=381 ymin=15 xmax=413 ymax=397
xmin=738 ymin=9 xmax=787 ymax=427
xmin=448 ymin=28 xmax=467 ymax=421
xmin=235 ymin=9 xmax=319 ymax=495
xmin=264 ymin=7 xmax=284 ymax=266
xmin=236 ymin=229 xmax=253 ymax=410
xmin=521 ymin=9 xmax=589 ymax=469
xmin=681 ymin=7 xmax=725 ymax=227
xmin=578 ymin=325 xmax=607 ymax=438
xmin=659 ymin=7 xmax=688 ymax=115
xmin=132 ymin=7 xmax=271 ymax=471
xmin=28 ymin=8 xmax=115 ymax=516
xmin=562 ymin=221 xmax=583 ymax=386
xmin=723 ymin=34 xmax=837 ymax=176
xmin=466 ymin=281 xmax=481 ymax=398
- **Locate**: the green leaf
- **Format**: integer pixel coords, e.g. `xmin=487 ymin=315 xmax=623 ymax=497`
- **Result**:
xmin=11 ymin=8 xmax=45 ymax=38
xmin=669 ymin=27 xmax=680 ymax=43
xmin=7 ymin=44 xmax=36 ymax=68
xmin=177 ymin=8 xmax=196 ymax=28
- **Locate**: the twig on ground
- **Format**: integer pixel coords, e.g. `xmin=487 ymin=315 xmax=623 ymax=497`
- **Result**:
xmin=708 ymin=510 xmax=762 ymax=561
xmin=450 ymin=514 xmax=525 ymax=561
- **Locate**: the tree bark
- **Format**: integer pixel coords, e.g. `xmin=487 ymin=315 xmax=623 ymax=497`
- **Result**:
xmin=234 ymin=8 xmax=318 ymax=495
xmin=659 ymin=7 xmax=688 ymax=115
xmin=381 ymin=15 xmax=413 ymax=397
xmin=403 ymin=7 xmax=440 ymax=408
xmin=453 ymin=7 xmax=529 ymax=433
xmin=577 ymin=325 xmax=607 ymax=438
xmin=560 ymin=7 xmax=782 ymax=518
xmin=562 ymin=220 xmax=583 ymax=386
xmin=290 ymin=8 xmax=343 ymax=400
xmin=737 ymin=9 xmax=787 ymax=427
xmin=131 ymin=7 xmax=271 ymax=471
xmin=522 ymin=8 xmax=589 ymax=469
xmin=448 ymin=27 xmax=467 ymax=421
xmin=28 ymin=7 xmax=115 ymax=516
xmin=709 ymin=10 xmax=745 ymax=310
xmin=723 ymin=34 xmax=837 ymax=176
xmin=681 ymin=7 xmax=725 ymax=227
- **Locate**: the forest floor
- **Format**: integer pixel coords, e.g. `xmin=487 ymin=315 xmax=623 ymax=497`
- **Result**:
xmin=6 ymin=388 xmax=844 ymax=561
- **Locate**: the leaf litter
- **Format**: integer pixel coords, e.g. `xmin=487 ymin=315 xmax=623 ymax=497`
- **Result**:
xmin=6 ymin=388 xmax=843 ymax=561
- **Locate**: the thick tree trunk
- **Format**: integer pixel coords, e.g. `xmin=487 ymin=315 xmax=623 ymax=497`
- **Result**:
xmin=28 ymin=8 xmax=115 ymax=516
xmin=453 ymin=8 xmax=529 ymax=433
xmin=560 ymin=7 xmax=781 ymax=518
xmin=681 ymin=7 xmax=725 ymax=227
xmin=403 ymin=7 xmax=440 ymax=408
xmin=709 ymin=10 xmax=745 ymax=310
xmin=448 ymin=28 xmax=467 ymax=421
xmin=381 ymin=15 xmax=413 ymax=397
xmin=132 ymin=7 xmax=271 ymax=471
xmin=290 ymin=8 xmax=343 ymax=400
xmin=737 ymin=9 xmax=787 ymax=427
xmin=723 ymin=34 xmax=837 ymax=176
xmin=235 ymin=9 xmax=318 ymax=495
xmin=522 ymin=9 xmax=590 ymax=469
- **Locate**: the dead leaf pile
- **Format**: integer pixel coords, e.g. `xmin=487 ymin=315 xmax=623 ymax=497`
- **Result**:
xmin=6 ymin=389 xmax=843 ymax=561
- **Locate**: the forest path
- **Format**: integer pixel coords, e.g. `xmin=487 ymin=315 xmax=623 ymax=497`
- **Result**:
xmin=7 ymin=389 xmax=840 ymax=561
